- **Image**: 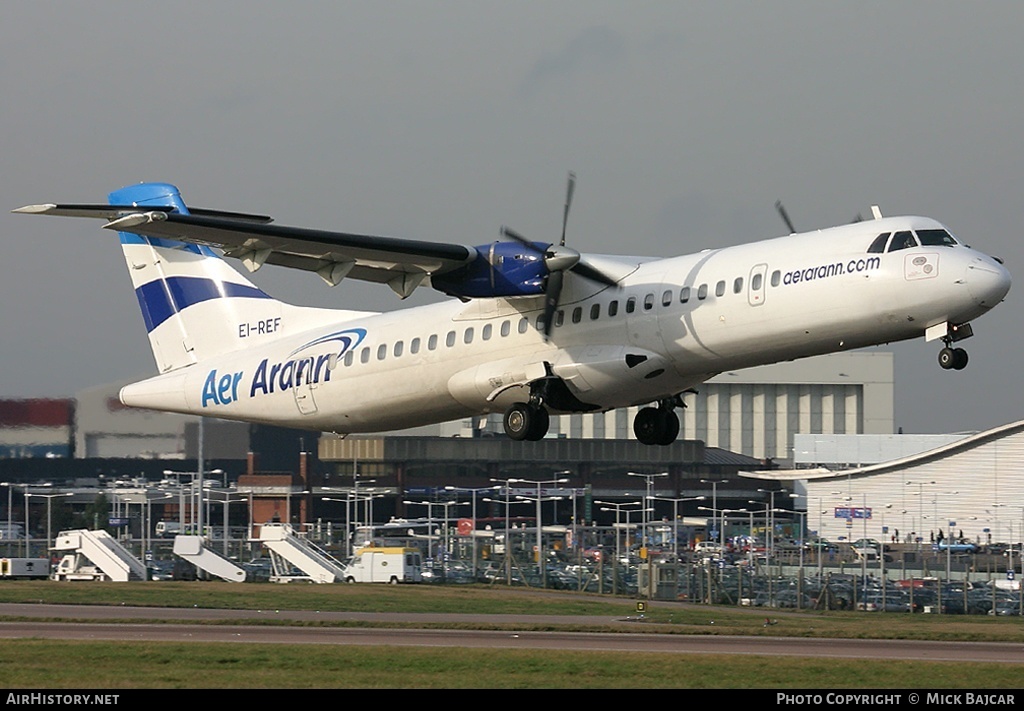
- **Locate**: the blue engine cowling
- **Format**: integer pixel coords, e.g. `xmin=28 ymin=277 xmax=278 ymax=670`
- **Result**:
xmin=431 ymin=241 xmax=549 ymax=298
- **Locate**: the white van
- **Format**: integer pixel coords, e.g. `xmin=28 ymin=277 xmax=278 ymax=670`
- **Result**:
xmin=154 ymin=521 xmax=180 ymax=538
xmin=343 ymin=547 xmax=423 ymax=584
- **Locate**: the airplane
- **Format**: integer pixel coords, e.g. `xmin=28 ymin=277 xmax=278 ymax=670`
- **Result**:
xmin=14 ymin=177 xmax=1011 ymax=446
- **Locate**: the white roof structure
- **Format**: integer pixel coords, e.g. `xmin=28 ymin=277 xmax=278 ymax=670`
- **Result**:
xmin=742 ymin=420 xmax=1024 ymax=543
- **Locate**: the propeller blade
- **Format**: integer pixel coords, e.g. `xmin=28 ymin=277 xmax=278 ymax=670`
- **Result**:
xmin=571 ymin=260 xmax=619 ymax=288
xmin=542 ymin=269 xmax=564 ymax=339
xmin=500 ymin=225 xmax=538 ymax=250
xmin=560 ymin=171 xmax=576 ymax=247
xmin=775 ymin=200 xmax=796 ymax=234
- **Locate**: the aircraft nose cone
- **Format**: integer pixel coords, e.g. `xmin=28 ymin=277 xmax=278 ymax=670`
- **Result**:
xmin=967 ymin=257 xmax=1011 ymax=309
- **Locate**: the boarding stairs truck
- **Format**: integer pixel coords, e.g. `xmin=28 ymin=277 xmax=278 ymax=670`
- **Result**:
xmin=50 ymin=529 xmax=147 ymax=582
xmin=255 ymin=523 xmax=348 ymax=583
xmin=172 ymin=535 xmax=246 ymax=582
xmin=342 ymin=546 xmax=423 ymax=584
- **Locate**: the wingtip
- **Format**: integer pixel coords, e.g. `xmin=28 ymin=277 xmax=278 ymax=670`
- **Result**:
xmin=12 ymin=204 xmax=57 ymax=214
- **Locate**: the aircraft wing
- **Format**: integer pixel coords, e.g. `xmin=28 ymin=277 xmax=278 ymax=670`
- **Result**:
xmin=15 ymin=203 xmax=477 ymax=297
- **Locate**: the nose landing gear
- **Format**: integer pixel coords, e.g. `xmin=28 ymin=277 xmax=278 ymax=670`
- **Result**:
xmin=938 ymin=346 xmax=969 ymax=370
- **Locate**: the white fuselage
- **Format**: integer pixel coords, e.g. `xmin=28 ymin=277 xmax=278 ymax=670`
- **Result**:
xmin=119 ymin=215 xmax=1010 ymax=434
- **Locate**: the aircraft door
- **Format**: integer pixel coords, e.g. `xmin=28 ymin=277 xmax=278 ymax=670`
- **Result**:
xmin=292 ymin=357 xmax=319 ymax=415
xmin=748 ymin=263 xmax=768 ymax=307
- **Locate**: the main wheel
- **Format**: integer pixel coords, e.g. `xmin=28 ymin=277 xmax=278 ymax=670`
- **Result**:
xmin=503 ymin=402 xmax=533 ymax=441
xmin=657 ymin=410 xmax=680 ymax=446
xmin=526 ymin=406 xmax=550 ymax=441
xmin=634 ymin=407 xmax=666 ymax=445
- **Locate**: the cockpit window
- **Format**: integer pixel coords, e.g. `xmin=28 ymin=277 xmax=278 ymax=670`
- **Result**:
xmin=916 ymin=228 xmax=958 ymax=247
xmin=888 ymin=231 xmax=917 ymax=252
xmin=867 ymin=233 xmax=890 ymax=253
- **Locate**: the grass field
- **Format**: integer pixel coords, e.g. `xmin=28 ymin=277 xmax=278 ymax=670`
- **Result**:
xmin=0 ymin=581 xmax=1021 ymax=688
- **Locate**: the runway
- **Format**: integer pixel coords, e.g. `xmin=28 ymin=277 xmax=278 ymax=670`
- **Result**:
xmin=1 ymin=603 xmax=1022 ymax=663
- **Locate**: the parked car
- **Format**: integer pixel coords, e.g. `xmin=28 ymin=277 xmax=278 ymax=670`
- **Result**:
xmin=933 ymin=540 xmax=977 ymax=553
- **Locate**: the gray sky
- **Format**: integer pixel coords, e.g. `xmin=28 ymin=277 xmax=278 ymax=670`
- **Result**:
xmin=2 ymin=1 xmax=1021 ymax=435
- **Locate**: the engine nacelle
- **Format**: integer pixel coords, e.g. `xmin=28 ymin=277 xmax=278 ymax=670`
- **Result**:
xmin=431 ymin=241 xmax=548 ymax=298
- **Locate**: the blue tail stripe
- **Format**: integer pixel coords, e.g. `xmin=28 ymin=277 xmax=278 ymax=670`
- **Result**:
xmin=137 ymin=276 xmax=271 ymax=332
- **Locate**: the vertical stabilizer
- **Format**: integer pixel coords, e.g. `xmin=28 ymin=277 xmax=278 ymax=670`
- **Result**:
xmin=111 ymin=183 xmax=282 ymax=373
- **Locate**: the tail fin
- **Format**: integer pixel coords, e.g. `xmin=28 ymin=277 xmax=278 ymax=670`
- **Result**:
xmin=111 ymin=182 xmax=284 ymax=373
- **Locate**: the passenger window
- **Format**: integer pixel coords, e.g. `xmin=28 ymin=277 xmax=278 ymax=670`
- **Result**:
xmin=662 ymin=289 xmax=673 ymax=307
xmin=446 ymin=331 xmax=456 ymax=347
xmin=867 ymin=233 xmax=890 ymax=253
xmin=643 ymin=293 xmax=655 ymax=311
xmin=536 ymin=315 xmax=545 ymax=330
xmin=555 ymin=310 xmax=565 ymax=328
xmin=377 ymin=344 xmax=387 ymax=360
xmin=680 ymin=286 xmax=690 ymax=303
xmin=410 ymin=337 xmax=420 ymax=354
xmin=360 ymin=347 xmax=370 ymax=364
xmin=733 ymin=277 xmax=743 ymax=294
xmin=344 ymin=351 xmax=354 ymax=367
xmin=428 ymin=334 xmax=438 ymax=351
xmin=697 ymin=284 xmax=708 ymax=300
xmin=464 ymin=328 xmax=474 ymax=344
xmin=771 ymin=270 xmax=781 ymax=287
xmin=500 ymin=320 xmax=511 ymax=337
xmin=394 ymin=341 xmax=403 ymax=357
xmin=715 ymin=281 xmax=726 ymax=297
xmin=590 ymin=303 xmax=600 ymax=320
xmin=751 ymin=273 xmax=763 ymax=291
xmin=608 ymin=300 xmax=619 ymax=317
xmin=482 ymin=324 xmax=492 ymax=340
xmin=518 ymin=318 xmax=529 ymax=334
xmin=572 ymin=307 xmax=582 ymax=323
xmin=888 ymin=231 xmax=917 ymax=251
xmin=626 ymin=297 xmax=637 ymax=313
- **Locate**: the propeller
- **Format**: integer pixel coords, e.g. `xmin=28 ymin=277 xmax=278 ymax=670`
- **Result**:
xmin=501 ymin=172 xmax=618 ymax=339
xmin=775 ymin=199 xmax=796 ymax=234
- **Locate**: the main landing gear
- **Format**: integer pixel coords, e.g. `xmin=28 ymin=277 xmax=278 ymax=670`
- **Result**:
xmin=503 ymin=401 xmax=550 ymax=441
xmin=633 ymin=402 xmax=680 ymax=446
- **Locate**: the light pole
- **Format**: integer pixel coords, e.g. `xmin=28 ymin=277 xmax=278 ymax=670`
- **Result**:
xmin=629 ymin=472 xmax=668 ymax=550
xmin=508 ymin=477 xmax=569 ymax=583
xmin=595 ymin=500 xmax=644 ymax=595
xmin=701 ymin=478 xmax=728 ymax=545
xmin=646 ymin=495 xmax=705 ymax=561
xmin=28 ymin=492 xmax=71 ymax=553
xmin=208 ymin=490 xmax=246 ymax=557
xmin=907 ymin=480 xmax=935 ymax=551
xmin=446 ymin=485 xmax=499 ymax=579
xmin=482 ymin=493 xmax=531 ymax=586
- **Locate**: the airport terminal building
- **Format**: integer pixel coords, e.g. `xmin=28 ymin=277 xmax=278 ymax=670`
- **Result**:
xmin=743 ymin=420 xmax=1024 ymax=545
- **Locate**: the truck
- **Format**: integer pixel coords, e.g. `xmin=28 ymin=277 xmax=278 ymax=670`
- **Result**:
xmin=0 ymin=558 xmax=49 ymax=579
xmin=342 ymin=546 xmax=423 ymax=584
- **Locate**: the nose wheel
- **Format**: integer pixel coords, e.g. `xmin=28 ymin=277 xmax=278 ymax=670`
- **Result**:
xmin=938 ymin=346 xmax=968 ymax=371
